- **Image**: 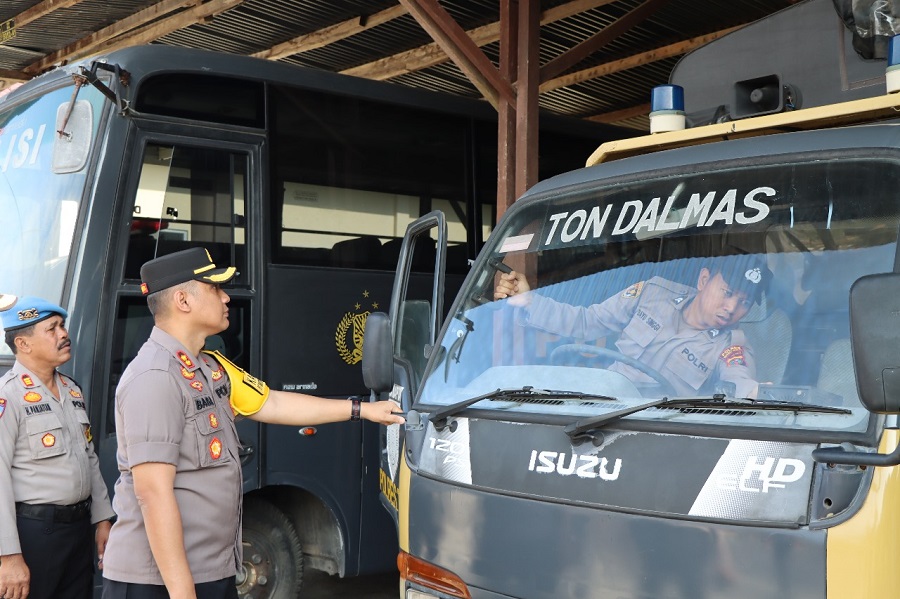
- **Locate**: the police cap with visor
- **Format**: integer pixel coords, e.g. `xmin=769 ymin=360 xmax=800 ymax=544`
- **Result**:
xmin=713 ymin=253 xmax=770 ymax=304
xmin=0 ymin=294 xmax=69 ymax=331
xmin=140 ymin=247 xmax=236 ymax=295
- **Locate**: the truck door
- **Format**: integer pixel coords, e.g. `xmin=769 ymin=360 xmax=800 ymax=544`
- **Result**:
xmin=376 ymin=211 xmax=447 ymax=523
xmin=97 ymin=127 xmax=263 ymax=494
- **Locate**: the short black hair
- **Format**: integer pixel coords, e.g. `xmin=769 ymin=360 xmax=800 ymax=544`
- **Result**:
xmin=5 ymin=323 xmax=36 ymax=355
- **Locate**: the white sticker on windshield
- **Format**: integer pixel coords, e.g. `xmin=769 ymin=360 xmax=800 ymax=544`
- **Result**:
xmin=499 ymin=234 xmax=534 ymax=253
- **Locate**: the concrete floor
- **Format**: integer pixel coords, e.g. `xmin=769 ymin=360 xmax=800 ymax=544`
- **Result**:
xmin=302 ymin=569 xmax=399 ymax=598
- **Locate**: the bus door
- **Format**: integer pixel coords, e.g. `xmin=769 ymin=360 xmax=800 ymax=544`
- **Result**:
xmin=367 ymin=211 xmax=448 ymax=524
xmin=98 ymin=125 xmax=263 ymax=492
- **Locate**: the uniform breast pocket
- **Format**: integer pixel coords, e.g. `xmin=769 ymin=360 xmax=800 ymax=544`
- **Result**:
xmin=25 ymin=412 xmax=67 ymax=459
xmin=193 ymin=411 xmax=232 ymax=468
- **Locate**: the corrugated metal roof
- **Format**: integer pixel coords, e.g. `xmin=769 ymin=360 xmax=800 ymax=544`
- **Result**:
xmin=0 ymin=0 xmax=797 ymax=130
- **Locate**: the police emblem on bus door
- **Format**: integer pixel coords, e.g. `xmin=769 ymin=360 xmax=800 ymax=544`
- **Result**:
xmin=335 ymin=289 xmax=383 ymax=365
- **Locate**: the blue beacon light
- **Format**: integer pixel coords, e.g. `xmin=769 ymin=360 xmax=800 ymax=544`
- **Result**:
xmin=888 ymin=34 xmax=900 ymax=93
xmin=649 ymin=84 xmax=685 ymax=133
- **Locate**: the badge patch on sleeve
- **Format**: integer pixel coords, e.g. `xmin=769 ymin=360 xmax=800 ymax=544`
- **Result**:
xmin=209 ymin=437 xmax=222 ymax=460
xmin=622 ymin=281 xmax=644 ymax=299
xmin=84 ymin=424 xmax=93 ymax=443
xmin=720 ymin=345 xmax=746 ymax=367
xmin=0 ymin=397 xmax=6 ymax=419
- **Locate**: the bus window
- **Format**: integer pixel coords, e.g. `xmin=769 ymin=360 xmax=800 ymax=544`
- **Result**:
xmin=124 ymin=143 xmax=249 ymax=285
xmin=268 ymin=84 xmax=473 ymax=273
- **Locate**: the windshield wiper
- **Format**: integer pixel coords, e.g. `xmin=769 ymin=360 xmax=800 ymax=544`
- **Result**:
xmin=429 ymin=386 xmax=618 ymax=431
xmin=564 ymin=394 xmax=852 ymax=440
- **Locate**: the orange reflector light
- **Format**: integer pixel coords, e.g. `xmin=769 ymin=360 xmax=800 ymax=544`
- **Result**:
xmin=397 ymin=551 xmax=471 ymax=599
xmin=299 ymin=427 xmax=317 ymax=436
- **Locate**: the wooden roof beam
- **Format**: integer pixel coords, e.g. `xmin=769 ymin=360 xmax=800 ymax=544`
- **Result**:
xmin=24 ymin=0 xmax=203 ymax=75
xmin=585 ymin=102 xmax=651 ymax=123
xmin=342 ymin=0 xmax=617 ymax=80
xmin=251 ymin=5 xmax=408 ymax=61
xmin=539 ymin=0 xmax=673 ymax=83
xmin=540 ymin=25 xmax=743 ymax=93
xmin=7 ymin=0 xmax=87 ymax=31
xmin=67 ymin=0 xmax=245 ymax=59
xmin=398 ymin=0 xmax=515 ymax=109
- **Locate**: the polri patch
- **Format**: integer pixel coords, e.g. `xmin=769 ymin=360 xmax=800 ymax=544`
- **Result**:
xmin=720 ymin=345 xmax=746 ymax=367
xmin=42 ymin=432 xmax=56 ymax=447
xmin=622 ymin=281 xmax=644 ymax=299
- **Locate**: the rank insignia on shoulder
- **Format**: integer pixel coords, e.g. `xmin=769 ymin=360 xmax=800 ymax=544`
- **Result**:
xmin=24 ymin=391 xmax=41 ymax=403
xmin=177 ymin=351 xmax=195 ymax=369
xmin=21 ymin=374 xmax=35 ymax=388
xmin=622 ymin=281 xmax=644 ymax=299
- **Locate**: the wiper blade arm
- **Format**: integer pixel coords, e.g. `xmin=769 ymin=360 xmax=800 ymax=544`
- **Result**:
xmin=430 ymin=386 xmax=618 ymax=431
xmin=565 ymin=398 xmax=668 ymax=439
xmin=564 ymin=395 xmax=852 ymax=439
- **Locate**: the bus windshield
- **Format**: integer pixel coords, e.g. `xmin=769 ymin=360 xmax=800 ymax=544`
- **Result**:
xmin=0 ymin=83 xmax=104 ymax=358
xmin=420 ymin=155 xmax=900 ymax=435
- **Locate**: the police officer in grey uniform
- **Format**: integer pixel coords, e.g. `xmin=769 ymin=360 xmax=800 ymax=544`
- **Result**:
xmin=101 ymin=248 xmax=404 ymax=599
xmin=494 ymin=255 xmax=769 ymax=398
xmin=0 ymin=295 xmax=115 ymax=599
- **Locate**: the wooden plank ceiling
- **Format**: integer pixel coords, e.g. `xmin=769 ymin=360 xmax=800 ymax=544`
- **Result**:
xmin=0 ymin=0 xmax=800 ymax=131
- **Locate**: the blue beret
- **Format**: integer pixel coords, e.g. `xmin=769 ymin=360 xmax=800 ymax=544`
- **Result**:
xmin=0 ymin=295 xmax=68 ymax=332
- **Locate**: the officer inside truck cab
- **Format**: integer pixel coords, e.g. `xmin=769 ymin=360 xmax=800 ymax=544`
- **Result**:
xmin=494 ymin=255 xmax=769 ymax=398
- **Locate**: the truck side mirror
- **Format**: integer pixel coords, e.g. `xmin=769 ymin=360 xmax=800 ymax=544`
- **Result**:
xmin=850 ymin=272 xmax=900 ymax=413
xmin=362 ymin=311 xmax=394 ymax=394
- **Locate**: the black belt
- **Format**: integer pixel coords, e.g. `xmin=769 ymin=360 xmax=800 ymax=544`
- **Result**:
xmin=15 ymin=499 xmax=91 ymax=523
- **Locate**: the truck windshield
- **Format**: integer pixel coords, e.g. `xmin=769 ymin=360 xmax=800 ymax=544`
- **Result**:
xmin=420 ymin=155 xmax=899 ymax=435
xmin=0 ymin=83 xmax=104 ymax=358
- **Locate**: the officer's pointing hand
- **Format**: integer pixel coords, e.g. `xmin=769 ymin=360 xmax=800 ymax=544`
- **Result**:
xmin=362 ymin=400 xmax=406 ymax=425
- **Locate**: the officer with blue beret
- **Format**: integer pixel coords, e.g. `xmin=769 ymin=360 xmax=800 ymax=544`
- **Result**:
xmin=0 ymin=295 xmax=115 ymax=599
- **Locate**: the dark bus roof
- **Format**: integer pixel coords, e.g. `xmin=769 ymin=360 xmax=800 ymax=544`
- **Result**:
xmin=2 ymin=44 xmax=629 ymax=140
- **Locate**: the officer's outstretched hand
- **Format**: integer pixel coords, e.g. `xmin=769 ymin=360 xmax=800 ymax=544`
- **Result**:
xmin=494 ymin=271 xmax=532 ymax=306
xmin=363 ymin=401 xmax=406 ymax=425
xmin=0 ymin=553 xmax=30 ymax=599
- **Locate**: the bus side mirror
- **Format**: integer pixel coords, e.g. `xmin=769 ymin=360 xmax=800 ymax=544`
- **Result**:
xmin=850 ymin=272 xmax=900 ymax=413
xmin=362 ymin=312 xmax=394 ymax=394
xmin=52 ymin=100 xmax=93 ymax=174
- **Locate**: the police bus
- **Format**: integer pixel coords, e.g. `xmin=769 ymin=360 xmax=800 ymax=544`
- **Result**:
xmin=0 ymin=44 xmax=625 ymax=598
xmin=366 ymin=0 xmax=900 ymax=597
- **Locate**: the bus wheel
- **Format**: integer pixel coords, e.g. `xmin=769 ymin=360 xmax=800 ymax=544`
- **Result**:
xmin=237 ymin=498 xmax=304 ymax=599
